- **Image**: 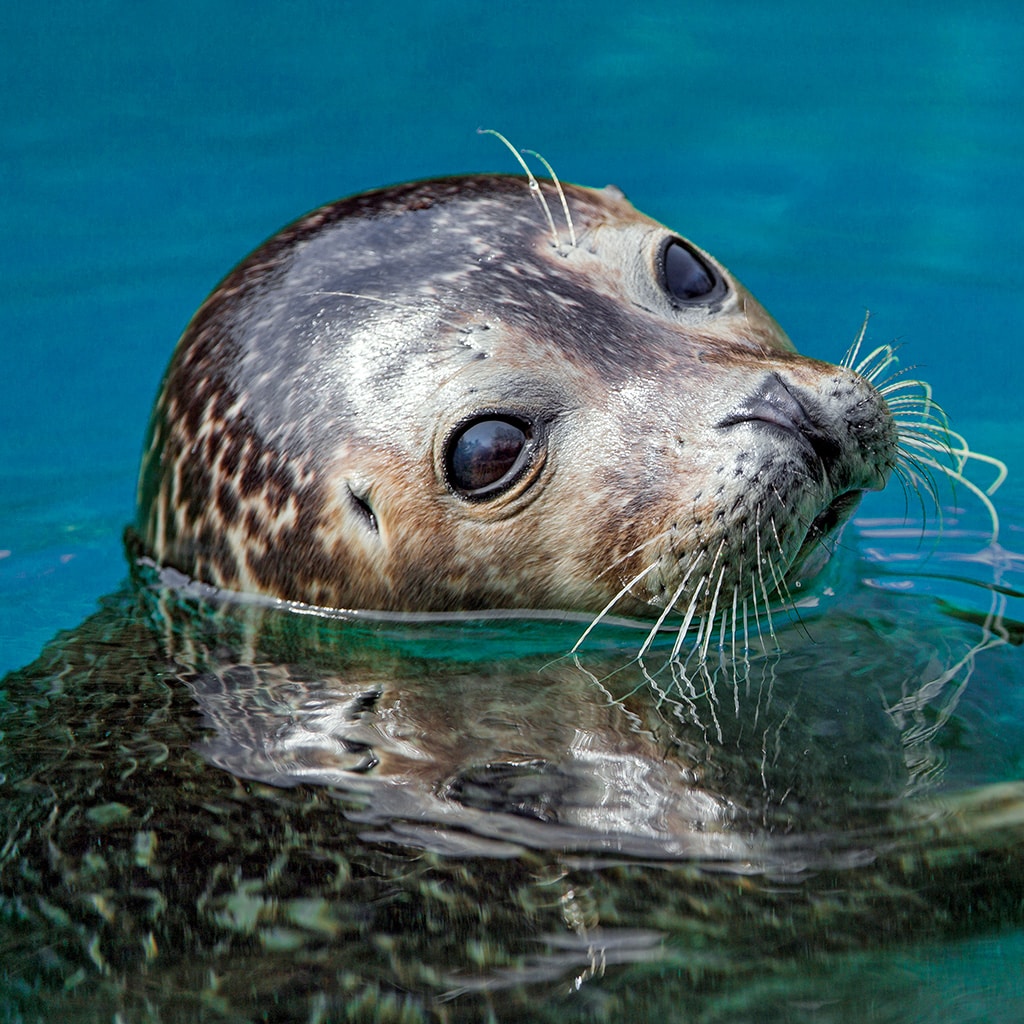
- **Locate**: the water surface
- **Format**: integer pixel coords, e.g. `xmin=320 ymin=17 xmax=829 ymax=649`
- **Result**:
xmin=2 ymin=0 xmax=1023 ymax=1019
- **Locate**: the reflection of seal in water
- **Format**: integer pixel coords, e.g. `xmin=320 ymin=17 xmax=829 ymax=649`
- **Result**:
xmin=136 ymin=172 xmax=898 ymax=625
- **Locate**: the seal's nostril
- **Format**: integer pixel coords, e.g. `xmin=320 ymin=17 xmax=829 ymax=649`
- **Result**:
xmin=718 ymin=372 xmax=809 ymax=433
xmin=718 ymin=373 xmax=841 ymax=464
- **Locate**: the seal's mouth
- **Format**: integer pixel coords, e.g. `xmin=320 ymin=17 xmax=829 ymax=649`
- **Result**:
xmin=785 ymin=489 xmax=865 ymax=585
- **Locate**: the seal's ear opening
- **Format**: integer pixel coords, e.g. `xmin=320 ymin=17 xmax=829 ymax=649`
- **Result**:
xmin=659 ymin=238 xmax=727 ymax=306
xmin=445 ymin=416 xmax=535 ymax=499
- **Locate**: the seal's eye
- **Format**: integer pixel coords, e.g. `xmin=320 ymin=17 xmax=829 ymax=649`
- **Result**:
xmin=447 ymin=417 xmax=532 ymax=498
xmin=660 ymin=238 xmax=722 ymax=304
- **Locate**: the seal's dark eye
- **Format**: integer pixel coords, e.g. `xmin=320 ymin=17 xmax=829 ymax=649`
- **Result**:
xmin=661 ymin=238 xmax=721 ymax=304
xmin=447 ymin=417 xmax=531 ymax=498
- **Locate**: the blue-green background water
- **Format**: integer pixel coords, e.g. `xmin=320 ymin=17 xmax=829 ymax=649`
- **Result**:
xmin=2 ymin=0 xmax=1023 ymax=1017
xmin=3 ymin=0 xmax=1023 ymax=673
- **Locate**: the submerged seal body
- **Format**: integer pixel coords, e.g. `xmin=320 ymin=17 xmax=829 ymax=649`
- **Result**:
xmin=137 ymin=174 xmax=897 ymax=619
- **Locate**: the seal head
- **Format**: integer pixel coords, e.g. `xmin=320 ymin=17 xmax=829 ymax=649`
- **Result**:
xmin=137 ymin=174 xmax=897 ymax=619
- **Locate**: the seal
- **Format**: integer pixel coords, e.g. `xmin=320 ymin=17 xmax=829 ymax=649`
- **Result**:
xmin=136 ymin=171 xmax=898 ymax=631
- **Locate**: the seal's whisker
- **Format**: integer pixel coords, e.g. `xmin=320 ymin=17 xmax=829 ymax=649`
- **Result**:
xmin=634 ymin=560 xmax=701 ymax=662
xmin=879 ymin=366 xmax=1007 ymax=540
xmin=887 ymin=404 xmax=950 ymax=431
xmin=895 ymin=412 xmax=1007 ymax=540
xmin=593 ymin=528 xmax=675 ymax=581
xmin=761 ymin=510 xmax=790 ymax=592
xmin=478 ymin=128 xmax=561 ymax=251
xmin=893 ymin=421 xmax=964 ymax=453
xmin=877 ymin=368 xmax=933 ymax=392
xmin=694 ymin=609 xmax=713 ymax=663
xmin=727 ymin=603 xmax=743 ymax=717
xmin=571 ymin=561 xmax=661 ymax=653
xmin=521 ymin=148 xmax=577 ymax=249
xmin=840 ymin=311 xmax=872 ymax=370
xmin=889 ymin=462 xmax=933 ymax=536
xmin=730 ymin=585 xmax=740 ymax=664
xmin=896 ymin=434 xmax=968 ymax=490
xmin=765 ymin=517 xmax=799 ymax=598
xmin=880 ymin=372 xmax=937 ymax=395
xmin=891 ymin=412 xmax=952 ymax=443
xmin=753 ymin=518 xmax=780 ymax=648
xmin=884 ymin=385 xmax=938 ymax=405
xmin=670 ymin=576 xmax=709 ymax=661
xmin=890 ymin=412 xmax=949 ymax=437
xmin=898 ymin=429 xmax=1008 ymax=496
xmin=898 ymin=465 xmax=952 ymax=546
xmin=683 ymin=539 xmax=728 ymax=663
xmin=959 ymin=449 xmax=1007 ymax=494
xmin=900 ymin=449 xmax=1003 ymax=543
xmin=873 ymin=367 xmax=932 ymax=402
xmin=704 ymin=565 xmax=729 ymax=659
xmin=878 ymin=378 xmax=940 ymax=411
xmin=763 ymin=511 xmax=816 ymax=641
xmin=696 ymin=541 xmax=728 ymax=653
xmin=863 ymin=358 xmax=904 ymax=386
xmin=895 ymin=449 xmax=947 ymax=511
xmin=746 ymin=576 xmax=769 ymax=656
xmin=742 ymin=593 xmax=753 ymax=655
xmin=854 ymin=341 xmax=903 ymax=381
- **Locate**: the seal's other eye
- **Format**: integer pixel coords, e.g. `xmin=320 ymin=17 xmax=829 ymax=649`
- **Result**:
xmin=660 ymin=238 xmax=723 ymax=304
xmin=447 ymin=417 xmax=532 ymax=498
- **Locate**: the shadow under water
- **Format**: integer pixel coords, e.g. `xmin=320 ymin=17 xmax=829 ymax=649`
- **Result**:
xmin=2 ymin=521 xmax=1024 ymax=1023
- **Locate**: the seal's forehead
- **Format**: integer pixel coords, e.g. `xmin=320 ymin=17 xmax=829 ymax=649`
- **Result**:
xmin=236 ymin=174 xmax=657 ymax=339
xmin=209 ymin=172 xmax=789 ymax=408
xmin=268 ymin=175 xmax=644 ymax=275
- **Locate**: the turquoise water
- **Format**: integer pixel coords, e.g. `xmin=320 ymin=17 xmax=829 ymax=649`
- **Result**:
xmin=3 ymin=0 xmax=1023 ymax=670
xmin=2 ymin=1 xmax=1024 ymax=1019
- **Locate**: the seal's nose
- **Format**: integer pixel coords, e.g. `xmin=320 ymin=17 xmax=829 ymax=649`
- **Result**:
xmin=716 ymin=372 xmax=841 ymax=465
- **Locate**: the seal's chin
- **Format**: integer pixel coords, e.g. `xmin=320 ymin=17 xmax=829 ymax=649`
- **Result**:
xmin=783 ymin=489 xmax=865 ymax=588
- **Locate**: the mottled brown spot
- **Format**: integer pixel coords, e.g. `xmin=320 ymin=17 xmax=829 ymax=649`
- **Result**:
xmin=217 ymin=481 xmax=239 ymax=524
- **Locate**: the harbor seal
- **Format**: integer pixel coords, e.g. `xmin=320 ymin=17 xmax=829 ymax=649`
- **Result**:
xmin=136 ymin=171 xmax=898 ymax=629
